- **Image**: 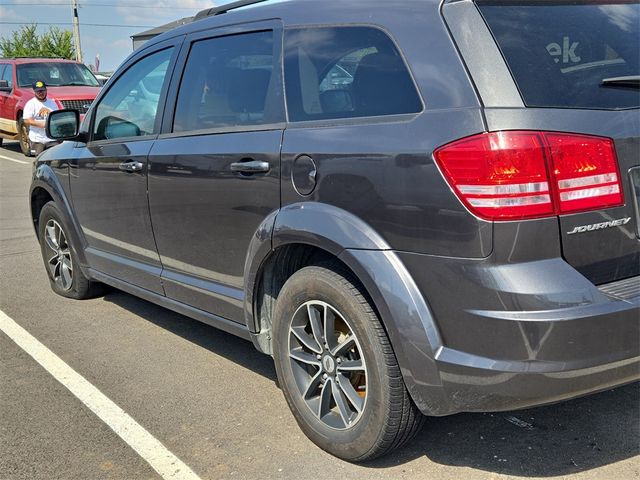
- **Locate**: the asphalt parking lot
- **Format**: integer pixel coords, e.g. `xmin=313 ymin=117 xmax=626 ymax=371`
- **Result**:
xmin=0 ymin=140 xmax=638 ymax=480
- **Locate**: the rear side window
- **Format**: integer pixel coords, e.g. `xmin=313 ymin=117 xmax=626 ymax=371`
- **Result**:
xmin=478 ymin=1 xmax=640 ymax=110
xmin=173 ymin=31 xmax=275 ymax=132
xmin=284 ymin=26 xmax=422 ymax=122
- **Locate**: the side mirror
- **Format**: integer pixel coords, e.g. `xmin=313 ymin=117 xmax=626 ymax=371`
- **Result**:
xmin=97 ymin=116 xmax=140 ymax=140
xmin=46 ymin=109 xmax=81 ymax=141
xmin=0 ymin=79 xmax=11 ymax=92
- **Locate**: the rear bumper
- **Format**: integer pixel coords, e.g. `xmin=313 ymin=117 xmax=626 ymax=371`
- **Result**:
xmin=395 ymin=250 xmax=640 ymax=415
xmin=435 ymin=349 xmax=639 ymax=414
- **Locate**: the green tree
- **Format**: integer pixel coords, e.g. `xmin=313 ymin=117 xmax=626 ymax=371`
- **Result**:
xmin=0 ymin=25 xmax=75 ymax=59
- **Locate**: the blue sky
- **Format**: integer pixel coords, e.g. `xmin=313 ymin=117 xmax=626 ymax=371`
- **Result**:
xmin=0 ymin=0 xmax=217 ymax=71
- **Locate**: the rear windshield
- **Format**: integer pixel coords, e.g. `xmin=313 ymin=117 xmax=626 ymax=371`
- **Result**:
xmin=477 ymin=1 xmax=640 ymax=110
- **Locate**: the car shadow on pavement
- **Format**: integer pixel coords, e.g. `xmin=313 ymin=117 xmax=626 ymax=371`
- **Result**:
xmin=103 ymin=289 xmax=639 ymax=476
xmin=102 ymin=289 xmax=278 ymax=382
xmin=1 ymin=140 xmax=24 ymax=155
xmin=372 ymin=382 xmax=640 ymax=476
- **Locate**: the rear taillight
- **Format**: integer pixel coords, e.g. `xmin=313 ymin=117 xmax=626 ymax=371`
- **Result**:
xmin=433 ymin=131 xmax=623 ymax=221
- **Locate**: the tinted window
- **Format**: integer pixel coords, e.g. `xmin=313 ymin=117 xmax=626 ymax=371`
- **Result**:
xmin=16 ymin=62 xmax=99 ymax=87
xmin=93 ymin=48 xmax=172 ymax=141
xmin=284 ymin=27 xmax=421 ymax=122
xmin=173 ymin=31 xmax=275 ymax=132
xmin=478 ymin=2 xmax=640 ymax=109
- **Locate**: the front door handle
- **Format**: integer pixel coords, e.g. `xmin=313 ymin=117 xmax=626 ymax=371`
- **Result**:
xmin=119 ymin=160 xmax=143 ymax=173
xmin=230 ymin=159 xmax=270 ymax=174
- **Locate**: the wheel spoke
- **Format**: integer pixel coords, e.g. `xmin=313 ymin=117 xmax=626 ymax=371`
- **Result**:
xmin=289 ymin=348 xmax=321 ymax=367
xmin=45 ymin=224 xmax=58 ymax=251
xmin=291 ymin=326 xmax=322 ymax=354
xmin=47 ymin=259 xmax=59 ymax=278
xmin=302 ymin=370 xmax=323 ymax=400
xmin=47 ymin=252 xmax=58 ymax=268
xmin=56 ymin=226 xmax=63 ymax=250
xmin=54 ymin=263 xmax=64 ymax=289
xmin=60 ymin=260 xmax=73 ymax=289
xmin=331 ymin=334 xmax=355 ymax=357
xmin=336 ymin=374 xmax=364 ymax=413
xmin=331 ymin=379 xmax=352 ymax=427
xmin=336 ymin=359 xmax=364 ymax=372
xmin=323 ymin=307 xmax=336 ymax=351
xmin=52 ymin=259 xmax=61 ymax=279
xmin=307 ymin=303 xmax=325 ymax=348
xmin=317 ymin=378 xmax=333 ymax=419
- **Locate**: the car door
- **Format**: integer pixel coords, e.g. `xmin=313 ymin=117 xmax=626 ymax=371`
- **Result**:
xmin=69 ymin=39 xmax=182 ymax=294
xmin=148 ymin=22 xmax=284 ymax=322
xmin=0 ymin=63 xmax=16 ymax=136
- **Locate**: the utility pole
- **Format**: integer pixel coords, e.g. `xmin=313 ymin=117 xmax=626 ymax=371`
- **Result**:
xmin=71 ymin=0 xmax=83 ymax=63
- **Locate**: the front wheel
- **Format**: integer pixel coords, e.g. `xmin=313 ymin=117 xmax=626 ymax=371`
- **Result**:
xmin=38 ymin=202 xmax=103 ymax=299
xmin=272 ymin=264 xmax=424 ymax=461
xmin=18 ymin=118 xmax=31 ymax=157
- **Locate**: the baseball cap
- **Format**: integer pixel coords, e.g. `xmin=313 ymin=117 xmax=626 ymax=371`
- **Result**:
xmin=32 ymin=80 xmax=47 ymax=91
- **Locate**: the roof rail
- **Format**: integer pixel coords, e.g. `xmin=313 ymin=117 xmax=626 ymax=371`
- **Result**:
xmin=194 ymin=0 xmax=270 ymax=21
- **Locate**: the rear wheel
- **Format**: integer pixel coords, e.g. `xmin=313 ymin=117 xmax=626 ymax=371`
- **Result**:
xmin=272 ymin=264 xmax=424 ymax=461
xmin=38 ymin=202 xmax=103 ymax=299
xmin=18 ymin=118 xmax=31 ymax=157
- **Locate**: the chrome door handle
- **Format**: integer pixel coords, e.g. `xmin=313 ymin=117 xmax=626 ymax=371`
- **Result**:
xmin=119 ymin=160 xmax=143 ymax=173
xmin=230 ymin=160 xmax=270 ymax=174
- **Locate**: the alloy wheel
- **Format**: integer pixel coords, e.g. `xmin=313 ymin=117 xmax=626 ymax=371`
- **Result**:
xmin=44 ymin=219 xmax=73 ymax=291
xmin=288 ymin=300 xmax=368 ymax=430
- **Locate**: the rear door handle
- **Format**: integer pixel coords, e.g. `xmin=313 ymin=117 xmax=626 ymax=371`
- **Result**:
xmin=230 ymin=159 xmax=270 ymax=174
xmin=119 ymin=160 xmax=143 ymax=173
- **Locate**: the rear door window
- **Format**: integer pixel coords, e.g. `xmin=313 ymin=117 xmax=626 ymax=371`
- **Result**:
xmin=172 ymin=30 xmax=276 ymax=132
xmin=284 ymin=26 xmax=422 ymax=121
xmin=477 ymin=1 xmax=640 ymax=109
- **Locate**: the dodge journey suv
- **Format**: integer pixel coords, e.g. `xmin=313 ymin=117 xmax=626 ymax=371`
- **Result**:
xmin=30 ymin=0 xmax=639 ymax=461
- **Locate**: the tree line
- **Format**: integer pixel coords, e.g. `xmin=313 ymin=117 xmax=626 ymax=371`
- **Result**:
xmin=1 ymin=25 xmax=75 ymax=59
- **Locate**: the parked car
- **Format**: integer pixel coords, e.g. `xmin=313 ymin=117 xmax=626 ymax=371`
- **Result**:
xmin=30 ymin=0 xmax=639 ymax=461
xmin=0 ymin=57 xmax=101 ymax=156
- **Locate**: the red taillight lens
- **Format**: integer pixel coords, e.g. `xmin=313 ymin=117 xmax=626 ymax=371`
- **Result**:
xmin=545 ymin=134 xmax=622 ymax=213
xmin=433 ymin=131 xmax=623 ymax=221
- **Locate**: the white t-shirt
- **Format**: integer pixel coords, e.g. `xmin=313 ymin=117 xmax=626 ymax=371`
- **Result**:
xmin=23 ymin=96 xmax=59 ymax=144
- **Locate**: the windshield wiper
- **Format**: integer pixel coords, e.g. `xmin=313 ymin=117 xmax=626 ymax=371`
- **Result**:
xmin=64 ymin=82 xmax=93 ymax=86
xmin=601 ymin=75 xmax=640 ymax=88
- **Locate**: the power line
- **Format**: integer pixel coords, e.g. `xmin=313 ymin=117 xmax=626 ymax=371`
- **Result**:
xmin=0 ymin=21 xmax=153 ymax=27
xmin=0 ymin=2 xmax=198 ymax=7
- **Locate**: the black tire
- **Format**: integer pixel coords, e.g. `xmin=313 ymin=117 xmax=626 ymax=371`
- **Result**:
xmin=18 ymin=118 xmax=31 ymax=157
xmin=272 ymin=264 xmax=424 ymax=461
xmin=38 ymin=202 xmax=103 ymax=299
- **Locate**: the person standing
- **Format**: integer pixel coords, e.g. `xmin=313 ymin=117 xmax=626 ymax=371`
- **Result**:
xmin=23 ymin=80 xmax=60 ymax=156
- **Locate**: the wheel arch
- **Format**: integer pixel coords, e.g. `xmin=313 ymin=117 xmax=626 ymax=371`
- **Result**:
xmin=244 ymin=202 xmax=447 ymax=414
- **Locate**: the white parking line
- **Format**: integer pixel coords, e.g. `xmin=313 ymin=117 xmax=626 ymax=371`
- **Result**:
xmin=0 ymin=310 xmax=202 ymax=480
xmin=0 ymin=154 xmax=29 ymax=165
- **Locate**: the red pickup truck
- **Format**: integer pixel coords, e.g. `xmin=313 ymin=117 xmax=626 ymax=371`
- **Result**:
xmin=0 ymin=58 xmax=102 ymax=156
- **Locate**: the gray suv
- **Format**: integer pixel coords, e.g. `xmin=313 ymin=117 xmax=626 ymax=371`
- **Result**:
xmin=30 ymin=0 xmax=639 ymax=461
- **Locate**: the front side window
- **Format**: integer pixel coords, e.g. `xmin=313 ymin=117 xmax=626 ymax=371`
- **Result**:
xmin=173 ymin=31 xmax=275 ymax=132
xmin=284 ymin=26 xmax=422 ymax=122
xmin=0 ymin=64 xmax=13 ymax=88
xmin=92 ymin=48 xmax=173 ymax=141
